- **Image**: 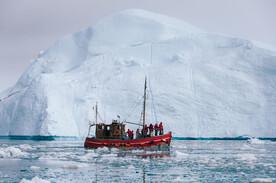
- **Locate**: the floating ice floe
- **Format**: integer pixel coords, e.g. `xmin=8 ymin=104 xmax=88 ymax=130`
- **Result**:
xmin=175 ymin=150 xmax=189 ymax=158
xmin=20 ymin=176 xmax=50 ymax=183
xmin=19 ymin=144 xmax=36 ymax=151
xmin=236 ymin=154 xmax=257 ymax=161
xmin=250 ymin=178 xmax=275 ymax=183
xmin=62 ymin=163 xmax=89 ymax=169
xmin=30 ymin=166 xmax=40 ymax=171
xmin=247 ymin=138 xmax=265 ymax=145
xmin=0 ymin=146 xmax=29 ymax=158
xmin=79 ymin=152 xmax=98 ymax=162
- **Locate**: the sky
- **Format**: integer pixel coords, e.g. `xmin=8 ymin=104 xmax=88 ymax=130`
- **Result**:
xmin=0 ymin=0 xmax=276 ymax=92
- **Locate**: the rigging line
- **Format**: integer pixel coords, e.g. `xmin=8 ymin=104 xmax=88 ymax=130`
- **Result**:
xmin=148 ymin=73 xmax=158 ymax=124
xmin=123 ymin=121 xmax=143 ymax=126
xmin=97 ymin=112 xmax=104 ymax=123
xmin=122 ymin=94 xmax=144 ymax=122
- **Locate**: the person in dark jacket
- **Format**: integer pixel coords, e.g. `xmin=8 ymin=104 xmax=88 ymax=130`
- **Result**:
xmin=149 ymin=124 xmax=154 ymax=137
xmin=154 ymin=123 xmax=159 ymax=136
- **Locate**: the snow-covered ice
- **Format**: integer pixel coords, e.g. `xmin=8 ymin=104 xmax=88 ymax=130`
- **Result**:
xmin=0 ymin=9 xmax=276 ymax=137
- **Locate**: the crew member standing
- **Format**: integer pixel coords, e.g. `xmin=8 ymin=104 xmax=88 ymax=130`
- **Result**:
xmin=131 ymin=130 xmax=134 ymax=139
xmin=145 ymin=125 xmax=149 ymax=137
xmin=159 ymin=122 xmax=163 ymax=135
xmin=149 ymin=124 xmax=154 ymax=137
xmin=154 ymin=123 xmax=159 ymax=136
xmin=136 ymin=129 xmax=140 ymax=139
xmin=127 ymin=129 xmax=132 ymax=139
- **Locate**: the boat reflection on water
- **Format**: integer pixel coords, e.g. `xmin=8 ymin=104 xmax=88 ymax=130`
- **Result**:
xmin=116 ymin=148 xmax=171 ymax=159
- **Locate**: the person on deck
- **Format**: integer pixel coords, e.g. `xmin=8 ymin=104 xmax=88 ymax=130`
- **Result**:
xmin=145 ymin=125 xmax=149 ymax=137
xmin=127 ymin=129 xmax=132 ymax=139
xmin=149 ymin=124 xmax=154 ymax=137
xmin=154 ymin=123 xmax=159 ymax=136
xmin=136 ymin=129 xmax=140 ymax=139
xmin=131 ymin=130 xmax=134 ymax=139
xmin=159 ymin=122 xmax=163 ymax=135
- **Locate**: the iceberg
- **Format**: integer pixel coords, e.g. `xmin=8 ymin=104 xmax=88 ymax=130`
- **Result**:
xmin=0 ymin=9 xmax=275 ymax=137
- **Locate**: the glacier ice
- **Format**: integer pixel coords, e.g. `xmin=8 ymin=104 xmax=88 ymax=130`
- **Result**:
xmin=0 ymin=9 xmax=276 ymax=137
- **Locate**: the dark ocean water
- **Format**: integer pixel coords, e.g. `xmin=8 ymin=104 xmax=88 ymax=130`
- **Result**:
xmin=0 ymin=139 xmax=275 ymax=182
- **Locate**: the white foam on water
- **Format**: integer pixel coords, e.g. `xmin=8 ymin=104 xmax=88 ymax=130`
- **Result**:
xmin=20 ymin=176 xmax=50 ymax=183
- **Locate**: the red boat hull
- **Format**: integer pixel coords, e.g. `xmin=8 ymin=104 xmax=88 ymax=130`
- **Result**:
xmin=84 ymin=132 xmax=172 ymax=149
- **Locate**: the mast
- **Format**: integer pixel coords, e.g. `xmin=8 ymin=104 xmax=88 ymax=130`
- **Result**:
xmin=95 ymin=102 xmax=98 ymax=137
xmin=95 ymin=102 xmax=98 ymax=124
xmin=142 ymin=77 xmax=147 ymax=137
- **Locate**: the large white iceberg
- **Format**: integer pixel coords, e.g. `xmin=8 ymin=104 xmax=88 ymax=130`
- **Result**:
xmin=0 ymin=9 xmax=275 ymax=137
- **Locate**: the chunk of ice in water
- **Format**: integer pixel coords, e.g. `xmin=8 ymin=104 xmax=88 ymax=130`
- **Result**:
xmin=30 ymin=166 xmax=40 ymax=171
xmin=20 ymin=176 xmax=50 ymax=183
xmin=250 ymin=178 xmax=275 ymax=182
xmin=247 ymin=138 xmax=265 ymax=144
xmin=175 ymin=150 xmax=189 ymax=157
xmin=236 ymin=154 xmax=257 ymax=161
xmin=62 ymin=163 xmax=89 ymax=169
xmin=0 ymin=146 xmax=29 ymax=158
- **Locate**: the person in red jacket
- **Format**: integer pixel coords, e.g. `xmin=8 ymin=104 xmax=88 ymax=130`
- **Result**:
xmin=127 ymin=129 xmax=132 ymax=139
xmin=159 ymin=122 xmax=163 ymax=135
xmin=154 ymin=123 xmax=159 ymax=136
xmin=145 ymin=125 xmax=149 ymax=137
xmin=131 ymin=130 xmax=134 ymax=139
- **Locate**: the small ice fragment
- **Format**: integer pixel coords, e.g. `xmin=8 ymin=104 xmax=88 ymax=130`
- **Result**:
xmin=236 ymin=154 xmax=257 ymax=161
xmin=175 ymin=150 xmax=189 ymax=157
xmin=30 ymin=166 xmax=40 ymax=171
xmin=20 ymin=176 xmax=50 ymax=183
xmin=19 ymin=144 xmax=35 ymax=150
xmin=62 ymin=163 xmax=89 ymax=169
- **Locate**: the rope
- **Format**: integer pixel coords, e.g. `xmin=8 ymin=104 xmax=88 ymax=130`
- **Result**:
xmin=148 ymin=74 xmax=158 ymax=124
xmin=122 ymin=94 xmax=144 ymax=122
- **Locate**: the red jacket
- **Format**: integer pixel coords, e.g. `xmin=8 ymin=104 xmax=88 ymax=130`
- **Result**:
xmin=159 ymin=124 xmax=163 ymax=130
xmin=127 ymin=130 xmax=132 ymax=137
xmin=154 ymin=124 xmax=158 ymax=130
xmin=145 ymin=126 xmax=149 ymax=133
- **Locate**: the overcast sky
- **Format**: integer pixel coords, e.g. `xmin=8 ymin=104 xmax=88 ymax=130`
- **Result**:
xmin=0 ymin=0 xmax=276 ymax=92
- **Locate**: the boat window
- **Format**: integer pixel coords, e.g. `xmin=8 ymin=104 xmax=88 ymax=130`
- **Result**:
xmin=107 ymin=126 xmax=110 ymax=130
xmin=98 ymin=126 xmax=102 ymax=130
xmin=117 ymin=125 xmax=120 ymax=130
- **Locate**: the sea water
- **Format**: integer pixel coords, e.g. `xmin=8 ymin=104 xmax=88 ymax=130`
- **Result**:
xmin=0 ymin=139 xmax=275 ymax=182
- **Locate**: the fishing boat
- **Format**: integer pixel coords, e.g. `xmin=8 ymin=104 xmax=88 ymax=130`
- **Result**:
xmin=84 ymin=78 xmax=172 ymax=150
